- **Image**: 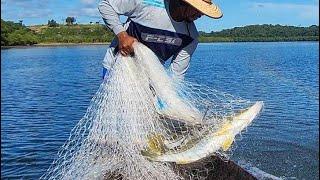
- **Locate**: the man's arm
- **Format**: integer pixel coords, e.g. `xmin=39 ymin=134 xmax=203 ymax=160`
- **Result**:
xmin=98 ymin=0 xmax=138 ymax=56
xmin=170 ymin=39 xmax=198 ymax=78
xmin=98 ymin=0 xmax=137 ymax=35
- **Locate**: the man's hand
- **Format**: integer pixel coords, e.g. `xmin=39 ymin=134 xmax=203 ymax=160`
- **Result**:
xmin=117 ymin=31 xmax=137 ymax=56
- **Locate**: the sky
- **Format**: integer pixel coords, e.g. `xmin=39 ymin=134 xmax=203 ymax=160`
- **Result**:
xmin=1 ymin=0 xmax=319 ymax=32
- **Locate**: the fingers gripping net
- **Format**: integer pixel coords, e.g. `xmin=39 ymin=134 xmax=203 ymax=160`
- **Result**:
xmin=41 ymin=43 xmax=262 ymax=180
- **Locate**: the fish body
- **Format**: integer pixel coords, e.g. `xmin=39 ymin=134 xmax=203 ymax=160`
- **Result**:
xmin=145 ymin=101 xmax=264 ymax=164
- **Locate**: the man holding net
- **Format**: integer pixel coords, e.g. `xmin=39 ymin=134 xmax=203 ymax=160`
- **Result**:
xmin=99 ymin=0 xmax=222 ymax=79
xmin=40 ymin=2 xmax=265 ymax=179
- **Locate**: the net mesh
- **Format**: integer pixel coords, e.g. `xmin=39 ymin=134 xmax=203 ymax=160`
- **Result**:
xmin=41 ymin=42 xmax=263 ymax=180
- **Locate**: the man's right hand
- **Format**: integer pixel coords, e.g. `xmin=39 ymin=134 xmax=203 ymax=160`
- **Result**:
xmin=117 ymin=31 xmax=137 ymax=56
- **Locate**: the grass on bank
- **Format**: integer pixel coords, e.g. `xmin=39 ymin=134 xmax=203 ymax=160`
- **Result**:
xmin=1 ymin=18 xmax=319 ymax=46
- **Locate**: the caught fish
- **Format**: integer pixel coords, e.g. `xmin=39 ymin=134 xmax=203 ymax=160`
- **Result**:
xmin=143 ymin=101 xmax=264 ymax=164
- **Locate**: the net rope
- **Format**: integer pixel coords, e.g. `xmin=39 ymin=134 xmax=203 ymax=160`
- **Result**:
xmin=41 ymin=42 xmax=262 ymax=180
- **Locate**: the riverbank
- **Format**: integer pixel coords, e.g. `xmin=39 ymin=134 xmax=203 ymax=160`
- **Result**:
xmin=34 ymin=42 xmax=110 ymax=47
xmin=2 ymin=41 xmax=319 ymax=49
xmin=1 ymin=42 xmax=110 ymax=49
xmin=2 ymin=19 xmax=318 ymax=47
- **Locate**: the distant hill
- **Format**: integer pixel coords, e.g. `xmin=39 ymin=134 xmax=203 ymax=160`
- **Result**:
xmin=1 ymin=19 xmax=319 ymax=46
xmin=199 ymin=24 xmax=319 ymax=42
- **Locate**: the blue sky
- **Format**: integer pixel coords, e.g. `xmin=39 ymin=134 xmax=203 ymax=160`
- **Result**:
xmin=1 ymin=0 xmax=319 ymax=32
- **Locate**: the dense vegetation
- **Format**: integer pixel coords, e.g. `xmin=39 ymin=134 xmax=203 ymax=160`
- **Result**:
xmin=1 ymin=18 xmax=319 ymax=46
xmin=199 ymin=24 xmax=319 ymax=42
xmin=1 ymin=19 xmax=38 ymax=46
xmin=1 ymin=19 xmax=114 ymax=46
xmin=35 ymin=24 xmax=114 ymax=43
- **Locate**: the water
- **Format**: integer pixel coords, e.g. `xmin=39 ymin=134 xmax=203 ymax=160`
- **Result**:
xmin=1 ymin=42 xmax=319 ymax=179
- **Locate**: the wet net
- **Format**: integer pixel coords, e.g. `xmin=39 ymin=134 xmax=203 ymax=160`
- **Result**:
xmin=41 ymin=42 xmax=263 ymax=180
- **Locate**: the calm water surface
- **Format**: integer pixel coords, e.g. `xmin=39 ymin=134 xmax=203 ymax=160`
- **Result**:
xmin=1 ymin=42 xmax=319 ymax=179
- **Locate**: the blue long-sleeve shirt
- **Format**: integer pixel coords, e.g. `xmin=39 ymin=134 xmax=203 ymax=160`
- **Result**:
xmin=99 ymin=0 xmax=199 ymax=76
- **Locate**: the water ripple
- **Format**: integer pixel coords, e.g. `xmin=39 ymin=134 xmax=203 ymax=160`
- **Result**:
xmin=1 ymin=43 xmax=319 ymax=179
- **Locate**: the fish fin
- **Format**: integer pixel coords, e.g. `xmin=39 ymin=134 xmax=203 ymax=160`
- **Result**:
xmin=222 ymin=134 xmax=235 ymax=151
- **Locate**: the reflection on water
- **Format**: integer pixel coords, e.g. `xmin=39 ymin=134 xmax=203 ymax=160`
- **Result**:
xmin=1 ymin=42 xmax=319 ymax=179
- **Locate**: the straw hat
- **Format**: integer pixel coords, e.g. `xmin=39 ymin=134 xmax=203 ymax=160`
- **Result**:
xmin=182 ymin=0 xmax=223 ymax=19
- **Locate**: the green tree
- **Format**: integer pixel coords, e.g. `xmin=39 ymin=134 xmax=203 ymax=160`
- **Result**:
xmin=198 ymin=24 xmax=319 ymax=42
xmin=48 ymin=19 xmax=59 ymax=27
xmin=66 ymin=17 xmax=76 ymax=26
xmin=1 ymin=19 xmax=39 ymax=46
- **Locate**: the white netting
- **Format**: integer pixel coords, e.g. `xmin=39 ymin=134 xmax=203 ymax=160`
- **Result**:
xmin=41 ymin=42 xmax=263 ymax=180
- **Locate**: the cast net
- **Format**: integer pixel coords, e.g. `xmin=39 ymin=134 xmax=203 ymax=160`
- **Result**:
xmin=41 ymin=42 xmax=263 ymax=180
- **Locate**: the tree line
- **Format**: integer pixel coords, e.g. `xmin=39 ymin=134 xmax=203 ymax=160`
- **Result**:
xmin=199 ymin=24 xmax=319 ymax=42
xmin=1 ymin=18 xmax=113 ymax=46
xmin=1 ymin=19 xmax=38 ymax=46
xmin=1 ymin=18 xmax=319 ymax=46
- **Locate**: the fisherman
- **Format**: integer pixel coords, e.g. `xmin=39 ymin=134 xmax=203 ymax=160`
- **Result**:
xmin=98 ymin=0 xmax=222 ymax=79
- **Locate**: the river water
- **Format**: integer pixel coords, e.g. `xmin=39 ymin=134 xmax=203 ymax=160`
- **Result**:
xmin=1 ymin=42 xmax=319 ymax=179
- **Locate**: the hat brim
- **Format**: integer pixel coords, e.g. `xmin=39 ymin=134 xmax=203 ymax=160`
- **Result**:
xmin=182 ymin=0 xmax=223 ymax=19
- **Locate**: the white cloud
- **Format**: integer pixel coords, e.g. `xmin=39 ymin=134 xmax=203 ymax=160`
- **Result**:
xmin=2 ymin=0 xmax=101 ymax=24
xmin=251 ymin=2 xmax=319 ymax=20
xmin=3 ymin=0 xmax=51 ymax=12
xmin=18 ymin=9 xmax=52 ymax=18
xmin=81 ymin=0 xmax=98 ymax=8
xmin=81 ymin=0 xmax=96 ymax=5
xmin=81 ymin=7 xmax=100 ymax=17
xmin=2 ymin=0 xmax=52 ymax=19
xmin=69 ymin=7 xmax=100 ymax=19
xmin=252 ymin=2 xmax=317 ymax=11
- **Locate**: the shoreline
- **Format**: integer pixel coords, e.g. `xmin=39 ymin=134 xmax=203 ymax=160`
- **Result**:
xmin=1 ymin=42 xmax=110 ymax=49
xmin=1 ymin=41 xmax=318 ymax=49
xmin=35 ymin=42 xmax=111 ymax=46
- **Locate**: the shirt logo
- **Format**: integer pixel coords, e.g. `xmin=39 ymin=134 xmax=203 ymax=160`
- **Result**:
xmin=141 ymin=33 xmax=182 ymax=46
